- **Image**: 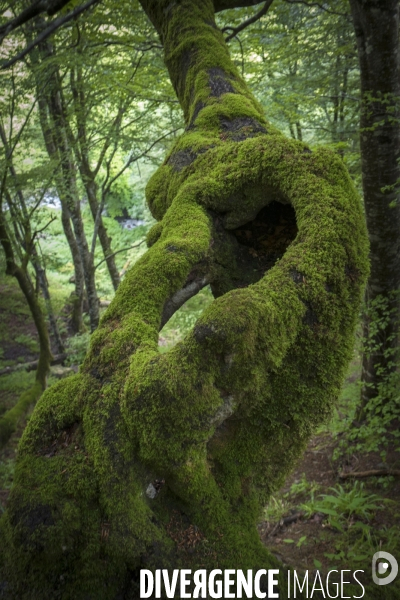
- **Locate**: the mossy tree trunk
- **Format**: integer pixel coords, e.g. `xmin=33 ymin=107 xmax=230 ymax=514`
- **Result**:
xmin=0 ymin=1 xmax=368 ymax=598
xmin=349 ymin=0 xmax=400 ymax=413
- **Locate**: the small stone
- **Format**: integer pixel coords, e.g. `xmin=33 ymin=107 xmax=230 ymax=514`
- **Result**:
xmin=146 ymin=483 xmax=157 ymax=499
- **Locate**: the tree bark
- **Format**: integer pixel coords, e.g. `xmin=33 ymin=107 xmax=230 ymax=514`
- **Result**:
xmin=46 ymin=82 xmax=100 ymax=331
xmin=61 ymin=203 xmax=86 ymax=333
xmin=69 ymin=64 xmax=121 ymax=291
xmin=349 ymin=0 xmax=400 ymax=411
xmin=83 ymin=176 xmax=120 ymax=291
xmin=30 ymin=28 xmax=100 ymax=331
xmin=0 ymin=121 xmax=65 ymax=353
xmin=0 ymin=202 xmax=53 ymax=447
xmin=37 ymin=93 xmax=86 ymax=333
xmin=0 ymin=1 xmax=369 ymax=597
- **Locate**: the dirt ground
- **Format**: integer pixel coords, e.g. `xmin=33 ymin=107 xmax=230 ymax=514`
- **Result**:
xmin=257 ymin=430 xmax=400 ymax=594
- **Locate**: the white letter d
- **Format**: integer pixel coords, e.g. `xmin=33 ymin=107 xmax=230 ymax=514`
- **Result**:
xmin=140 ymin=570 xmax=154 ymax=598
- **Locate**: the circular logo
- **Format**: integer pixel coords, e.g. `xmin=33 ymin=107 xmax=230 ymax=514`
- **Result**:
xmin=372 ymin=552 xmax=398 ymax=586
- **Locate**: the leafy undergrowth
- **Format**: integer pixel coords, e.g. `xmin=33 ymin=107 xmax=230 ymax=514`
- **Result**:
xmin=0 ymin=273 xmax=64 ymax=512
xmin=258 ymin=358 xmax=400 ymax=596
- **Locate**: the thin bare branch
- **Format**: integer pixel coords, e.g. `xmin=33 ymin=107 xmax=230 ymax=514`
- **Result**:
xmin=0 ymin=0 xmax=70 ymax=39
xmin=103 ymin=127 xmax=182 ymax=196
xmin=339 ymin=469 xmax=400 ymax=479
xmin=94 ymin=240 xmax=145 ymax=270
xmin=284 ymin=0 xmax=349 ymax=18
xmin=1 ymin=0 xmax=101 ymax=69
xmin=222 ymin=0 xmax=274 ymax=42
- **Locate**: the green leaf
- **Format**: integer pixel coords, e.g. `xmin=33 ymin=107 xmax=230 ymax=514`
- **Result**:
xmin=314 ymin=559 xmax=322 ymax=569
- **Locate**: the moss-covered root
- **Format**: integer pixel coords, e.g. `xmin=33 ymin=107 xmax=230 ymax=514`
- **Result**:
xmin=0 ymin=381 xmax=42 ymax=448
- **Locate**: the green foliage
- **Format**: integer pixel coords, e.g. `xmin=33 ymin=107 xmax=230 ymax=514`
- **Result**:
xmin=0 ymin=371 xmax=36 ymax=396
xmin=286 ymin=472 xmax=320 ymax=498
xmin=14 ymin=334 xmax=39 ymax=354
xmin=300 ymin=481 xmax=383 ymax=531
xmin=0 ymin=459 xmax=15 ymax=492
xmin=263 ymin=495 xmax=290 ymax=522
xmin=322 ymin=520 xmax=400 ymax=573
xmin=65 ymin=333 xmax=91 ymax=366
xmin=159 ymin=286 xmax=213 ymax=352
xmin=334 ymin=293 xmax=400 ymax=459
xmin=217 ymin=0 xmax=361 ymax=181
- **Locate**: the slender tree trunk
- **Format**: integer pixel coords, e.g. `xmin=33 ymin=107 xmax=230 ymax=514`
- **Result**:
xmin=0 ymin=122 xmax=65 ymax=354
xmin=46 ymin=87 xmax=100 ymax=330
xmin=30 ymin=248 xmax=65 ymax=354
xmin=37 ymin=95 xmax=85 ymax=333
xmin=81 ymin=171 xmax=120 ymax=291
xmin=28 ymin=26 xmax=100 ymax=331
xmin=349 ymin=0 xmax=400 ymax=411
xmin=0 ymin=1 xmax=368 ymax=597
xmin=69 ymin=65 xmax=120 ymax=290
xmin=61 ymin=204 xmax=85 ymax=333
xmin=0 ymin=202 xmax=52 ymax=447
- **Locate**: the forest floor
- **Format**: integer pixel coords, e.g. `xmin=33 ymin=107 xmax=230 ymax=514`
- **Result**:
xmin=1 ymin=273 xmax=399 ymax=596
xmin=258 ymin=430 xmax=400 ymax=584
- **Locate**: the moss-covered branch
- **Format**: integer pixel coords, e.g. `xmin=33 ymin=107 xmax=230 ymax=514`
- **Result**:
xmin=0 ymin=1 xmax=369 ymax=598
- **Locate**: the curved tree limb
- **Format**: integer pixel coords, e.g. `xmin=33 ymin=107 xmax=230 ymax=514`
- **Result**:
xmin=284 ymin=0 xmax=349 ymax=17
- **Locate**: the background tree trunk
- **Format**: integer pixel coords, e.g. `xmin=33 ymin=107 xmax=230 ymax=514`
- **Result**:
xmin=349 ymin=0 xmax=400 ymax=413
xmin=30 ymin=29 xmax=100 ymax=331
xmin=0 ymin=203 xmax=52 ymax=447
xmin=69 ymin=64 xmax=121 ymax=291
xmin=36 ymin=94 xmax=85 ymax=333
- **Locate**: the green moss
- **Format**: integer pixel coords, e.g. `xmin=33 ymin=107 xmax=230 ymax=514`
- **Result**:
xmin=0 ymin=381 xmax=42 ymax=449
xmin=0 ymin=0 xmax=369 ymax=597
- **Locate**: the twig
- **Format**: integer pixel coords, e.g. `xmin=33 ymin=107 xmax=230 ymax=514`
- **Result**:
xmin=222 ymin=0 xmax=274 ymax=43
xmin=31 ymin=215 xmax=57 ymax=243
xmin=269 ymin=511 xmax=304 ymax=536
xmin=103 ymin=127 xmax=182 ymax=196
xmin=284 ymin=0 xmax=348 ymax=17
xmin=161 ymin=274 xmax=211 ymax=330
xmin=0 ymin=0 xmax=70 ymax=38
xmin=339 ymin=469 xmax=400 ymax=479
xmin=94 ymin=240 xmax=145 ymax=270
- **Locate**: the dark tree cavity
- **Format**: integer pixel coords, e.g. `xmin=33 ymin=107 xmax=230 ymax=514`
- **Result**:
xmin=0 ymin=1 xmax=369 ymax=598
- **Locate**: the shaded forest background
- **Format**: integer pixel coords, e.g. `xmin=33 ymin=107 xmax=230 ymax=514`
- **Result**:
xmin=0 ymin=0 xmax=399 ymax=590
